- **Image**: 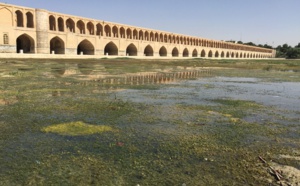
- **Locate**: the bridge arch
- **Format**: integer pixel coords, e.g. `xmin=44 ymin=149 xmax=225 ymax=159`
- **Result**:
xmin=96 ymin=23 xmax=103 ymax=36
xmin=221 ymin=51 xmax=225 ymax=58
xmin=77 ymin=39 xmax=94 ymax=55
xmin=183 ymin=48 xmax=189 ymax=57
xmin=226 ymin=52 xmax=230 ymax=58
xmin=16 ymin=34 xmax=35 ymax=53
xmin=104 ymin=42 xmax=118 ymax=55
xmin=87 ymin=22 xmax=94 ymax=35
xmin=201 ymin=49 xmax=206 ymax=57
xmin=49 ymin=15 xmax=56 ymax=31
xmin=133 ymin=29 xmax=138 ymax=39
xmin=104 ymin=25 xmax=111 ymax=37
xmin=145 ymin=31 xmax=149 ymax=41
xmin=144 ymin=45 xmax=153 ymax=56
xmin=66 ymin=18 xmax=75 ymax=33
xmin=139 ymin=30 xmax=144 ymax=40
xmin=159 ymin=46 xmax=167 ymax=57
xmin=208 ymin=50 xmax=213 ymax=57
xmin=215 ymin=51 xmax=219 ymax=58
xmin=58 ymin=17 xmax=64 ymax=32
xmin=15 ymin=10 xmax=23 ymax=27
xmin=172 ymin=47 xmax=179 ymax=57
xmin=50 ymin=36 xmax=65 ymax=54
xmin=120 ymin=27 xmax=125 ymax=38
xmin=26 ymin=12 xmax=34 ymax=28
xmin=192 ymin=49 xmax=198 ymax=57
xmin=112 ymin=26 xmax=118 ymax=37
xmin=77 ymin=20 xmax=85 ymax=34
xmin=126 ymin=28 xmax=132 ymax=39
xmin=126 ymin=43 xmax=137 ymax=56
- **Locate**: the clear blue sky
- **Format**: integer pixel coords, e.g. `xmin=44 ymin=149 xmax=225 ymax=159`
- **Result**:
xmin=4 ymin=0 xmax=300 ymax=47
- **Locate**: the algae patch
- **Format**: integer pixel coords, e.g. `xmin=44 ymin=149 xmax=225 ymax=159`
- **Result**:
xmin=42 ymin=121 xmax=116 ymax=136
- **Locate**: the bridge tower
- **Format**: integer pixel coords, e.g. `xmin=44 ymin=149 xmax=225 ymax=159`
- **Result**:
xmin=35 ymin=9 xmax=49 ymax=54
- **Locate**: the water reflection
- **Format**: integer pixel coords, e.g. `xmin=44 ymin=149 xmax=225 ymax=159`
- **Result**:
xmin=51 ymin=67 xmax=66 ymax=76
xmin=78 ymin=63 xmax=94 ymax=75
xmin=97 ymin=70 xmax=212 ymax=86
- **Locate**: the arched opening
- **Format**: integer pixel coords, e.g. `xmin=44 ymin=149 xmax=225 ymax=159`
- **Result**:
xmin=15 ymin=10 xmax=23 ymax=27
xmin=126 ymin=43 xmax=137 ymax=56
xmin=215 ymin=51 xmax=219 ymax=58
xmin=112 ymin=26 xmax=118 ymax=37
xmin=120 ymin=27 xmax=125 ymax=38
xmin=208 ymin=50 xmax=213 ymax=57
xmin=144 ymin=45 xmax=153 ymax=56
xmin=172 ymin=47 xmax=179 ymax=57
xmin=221 ymin=51 xmax=225 ymax=58
xmin=16 ymin=34 xmax=35 ymax=53
xmin=160 ymin=33 xmax=163 ymax=42
xmin=176 ymin=36 xmax=179 ymax=44
xmin=139 ymin=30 xmax=144 ymax=40
xmin=104 ymin=25 xmax=111 ymax=37
xmin=26 ymin=12 xmax=34 ymax=28
xmin=77 ymin=20 xmax=85 ymax=34
xmin=201 ymin=49 xmax=206 ymax=57
xmin=77 ymin=39 xmax=94 ymax=55
xmin=172 ymin=36 xmax=176 ymax=43
xmin=192 ymin=49 xmax=198 ymax=57
xmin=231 ymin=52 xmax=235 ymax=58
xmin=150 ymin=32 xmax=154 ymax=41
xmin=226 ymin=52 xmax=230 ymax=58
xmin=66 ymin=18 xmax=75 ymax=33
xmin=104 ymin=42 xmax=118 ymax=55
xmin=126 ymin=28 xmax=132 ymax=39
xmin=49 ymin=15 xmax=56 ymax=31
xmin=159 ymin=46 xmax=167 ymax=57
xmin=243 ymin=53 xmax=246 ymax=58
xmin=50 ymin=36 xmax=65 ymax=54
xmin=87 ymin=22 xmax=94 ymax=35
xmin=183 ymin=48 xmax=189 ymax=57
xmin=58 ymin=17 xmax=64 ymax=32
xmin=145 ymin=31 xmax=149 ymax=41
xmin=155 ymin=33 xmax=158 ymax=42
xmin=133 ymin=29 xmax=138 ymax=39
xmin=164 ymin=34 xmax=168 ymax=43
xmin=96 ymin=23 xmax=103 ymax=36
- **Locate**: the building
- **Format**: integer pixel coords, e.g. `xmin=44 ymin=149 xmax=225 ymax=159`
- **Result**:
xmin=0 ymin=2 xmax=276 ymax=58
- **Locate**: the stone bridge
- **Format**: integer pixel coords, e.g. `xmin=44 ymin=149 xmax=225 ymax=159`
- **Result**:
xmin=0 ymin=3 xmax=276 ymax=58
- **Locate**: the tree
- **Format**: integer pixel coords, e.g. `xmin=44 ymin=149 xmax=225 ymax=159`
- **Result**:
xmin=244 ymin=42 xmax=256 ymax=46
xmin=286 ymin=48 xmax=300 ymax=59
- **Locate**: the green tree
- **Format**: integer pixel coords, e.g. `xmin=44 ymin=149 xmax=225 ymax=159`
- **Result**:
xmin=286 ymin=48 xmax=300 ymax=59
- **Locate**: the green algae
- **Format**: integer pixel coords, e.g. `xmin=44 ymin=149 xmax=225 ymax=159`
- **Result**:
xmin=42 ymin=121 xmax=116 ymax=136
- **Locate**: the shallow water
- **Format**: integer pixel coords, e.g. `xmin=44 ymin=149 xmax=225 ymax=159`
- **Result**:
xmin=0 ymin=60 xmax=299 ymax=185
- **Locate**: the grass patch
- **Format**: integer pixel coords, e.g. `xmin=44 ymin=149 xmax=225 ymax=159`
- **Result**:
xmin=41 ymin=121 xmax=116 ymax=136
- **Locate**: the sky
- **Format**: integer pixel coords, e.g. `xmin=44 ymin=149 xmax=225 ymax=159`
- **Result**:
xmin=3 ymin=0 xmax=300 ymax=47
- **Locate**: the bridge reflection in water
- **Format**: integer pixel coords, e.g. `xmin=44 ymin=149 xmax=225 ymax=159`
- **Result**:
xmin=51 ymin=64 xmax=212 ymax=96
xmin=98 ymin=70 xmax=212 ymax=86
